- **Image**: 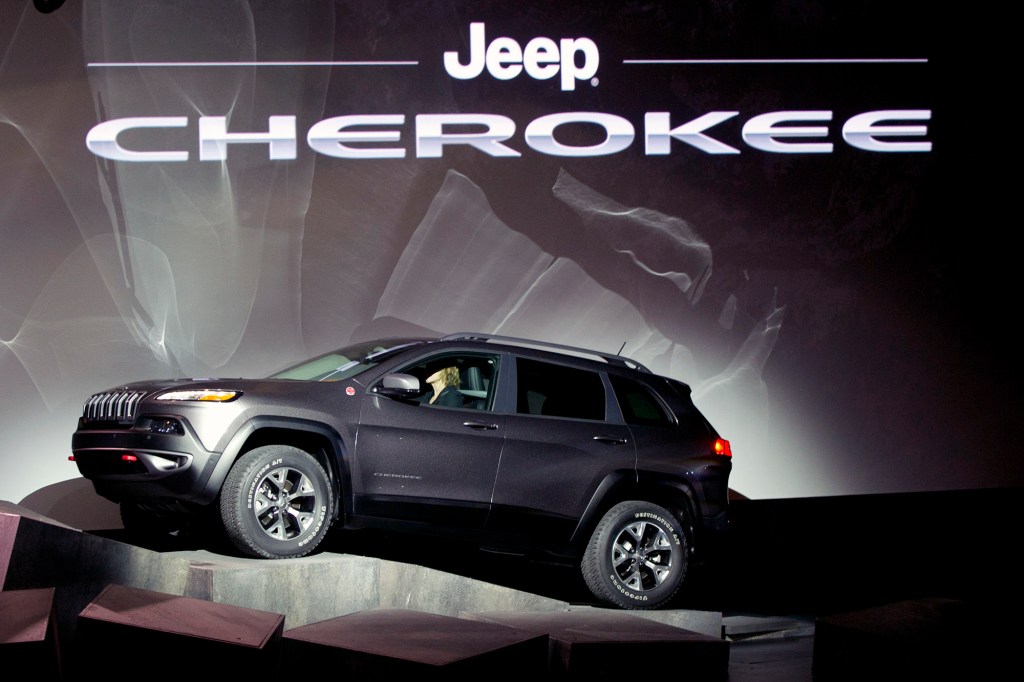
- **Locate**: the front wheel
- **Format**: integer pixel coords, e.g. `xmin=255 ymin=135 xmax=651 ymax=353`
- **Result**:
xmin=581 ymin=501 xmax=689 ymax=609
xmin=219 ymin=445 xmax=334 ymax=559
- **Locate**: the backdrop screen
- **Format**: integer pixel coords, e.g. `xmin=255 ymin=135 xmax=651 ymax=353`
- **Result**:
xmin=1 ymin=1 xmax=1015 ymax=505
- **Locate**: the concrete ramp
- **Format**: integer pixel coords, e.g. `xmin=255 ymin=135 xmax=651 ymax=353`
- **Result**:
xmin=1 ymin=500 xmax=728 ymax=678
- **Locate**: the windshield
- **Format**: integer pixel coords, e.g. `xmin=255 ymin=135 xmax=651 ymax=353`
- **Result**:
xmin=270 ymin=339 xmax=428 ymax=381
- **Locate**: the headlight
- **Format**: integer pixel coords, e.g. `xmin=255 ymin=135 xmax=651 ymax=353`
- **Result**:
xmin=156 ymin=389 xmax=241 ymax=402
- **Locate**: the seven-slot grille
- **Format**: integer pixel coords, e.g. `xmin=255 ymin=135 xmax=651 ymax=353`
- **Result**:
xmin=82 ymin=391 xmax=147 ymax=422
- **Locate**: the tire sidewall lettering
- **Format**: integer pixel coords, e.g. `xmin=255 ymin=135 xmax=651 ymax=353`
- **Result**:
xmin=246 ymin=461 xmax=274 ymax=510
xmin=608 ymin=573 xmax=650 ymax=601
xmin=297 ymin=504 xmax=328 ymax=547
xmin=632 ymin=511 xmax=681 ymax=546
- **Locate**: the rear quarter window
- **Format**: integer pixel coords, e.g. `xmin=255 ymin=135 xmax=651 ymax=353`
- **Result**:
xmin=610 ymin=375 xmax=674 ymax=426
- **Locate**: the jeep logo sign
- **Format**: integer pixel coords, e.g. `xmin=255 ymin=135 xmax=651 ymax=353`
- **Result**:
xmin=444 ymin=22 xmax=599 ymax=91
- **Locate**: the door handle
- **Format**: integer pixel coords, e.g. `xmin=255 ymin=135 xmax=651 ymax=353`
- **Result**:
xmin=593 ymin=435 xmax=628 ymax=445
xmin=463 ymin=421 xmax=499 ymax=430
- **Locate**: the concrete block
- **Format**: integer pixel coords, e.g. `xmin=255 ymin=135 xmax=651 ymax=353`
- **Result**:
xmin=378 ymin=559 xmax=570 ymax=615
xmin=180 ymin=551 xmax=383 ymax=627
xmin=283 ymin=607 xmax=549 ymax=678
xmin=0 ymin=587 xmax=62 ymax=681
xmin=464 ymin=608 xmax=730 ymax=678
xmin=76 ymin=584 xmax=284 ymax=675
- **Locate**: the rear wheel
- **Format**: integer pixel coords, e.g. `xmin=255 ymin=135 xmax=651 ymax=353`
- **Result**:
xmin=219 ymin=445 xmax=333 ymax=559
xmin=581 ymin=501 xmax=689 ymax=609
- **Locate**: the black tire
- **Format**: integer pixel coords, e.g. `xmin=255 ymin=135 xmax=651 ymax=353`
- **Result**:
xmin=219 ymin=445 xmax=333 ymax=559
xmin=581 ymin=501 xmax=689 ymax=609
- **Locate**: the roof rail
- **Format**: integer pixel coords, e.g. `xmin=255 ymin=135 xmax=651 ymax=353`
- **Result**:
xmin=441 ymin=332 xmax=652 ymax=373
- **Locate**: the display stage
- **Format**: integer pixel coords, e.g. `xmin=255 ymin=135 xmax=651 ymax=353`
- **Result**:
xmin=0 ymin=501 xmax=730 ymax=679
xmin=4 ymin=488 xmax=1018 ymax=680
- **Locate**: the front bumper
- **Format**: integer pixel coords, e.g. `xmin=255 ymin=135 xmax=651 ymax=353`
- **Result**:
xmin=71 ymin=418 xmax=221 ymax=504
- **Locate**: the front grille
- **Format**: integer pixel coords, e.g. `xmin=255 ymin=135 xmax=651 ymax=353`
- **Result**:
xmin=82 ymin=391 xmax=147 ymax=422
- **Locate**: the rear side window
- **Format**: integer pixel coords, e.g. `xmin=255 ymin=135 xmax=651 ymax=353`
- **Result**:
xmin=610 ymin=375 xmax=673 ymax=426
xmin=516 ymin=358 xmax=605 ymax=421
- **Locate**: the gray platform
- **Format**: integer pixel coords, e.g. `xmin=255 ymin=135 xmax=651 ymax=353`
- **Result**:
xmin=1 ymin=501 xmax=732 ymax=678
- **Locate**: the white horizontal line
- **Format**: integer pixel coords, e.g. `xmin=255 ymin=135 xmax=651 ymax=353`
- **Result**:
xmin=623 ymin=58 xmax=928 ymax=64
xmin=87 ymin=61 xmax=419 ymax=67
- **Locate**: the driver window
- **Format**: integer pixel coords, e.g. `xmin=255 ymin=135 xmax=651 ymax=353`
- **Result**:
xmin=398 ymin=354 xmax=499 ymax=411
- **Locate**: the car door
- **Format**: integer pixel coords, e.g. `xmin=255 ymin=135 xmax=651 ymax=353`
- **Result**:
xmin=353 ymin=351 xmax=505 ymax=529
xmin=487 ymin=356 xmax=635 ymax=547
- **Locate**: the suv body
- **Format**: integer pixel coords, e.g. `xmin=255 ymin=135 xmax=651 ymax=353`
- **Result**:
xmin=71 ymin=333 xmax=732 ymax=609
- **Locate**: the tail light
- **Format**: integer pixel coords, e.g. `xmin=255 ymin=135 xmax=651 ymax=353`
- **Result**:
xmin=713 ymin=438 xmax=732 ymax=457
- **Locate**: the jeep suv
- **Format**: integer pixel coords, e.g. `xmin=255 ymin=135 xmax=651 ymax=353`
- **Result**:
xmin=71 ymin=333 xmax=732 ymax=609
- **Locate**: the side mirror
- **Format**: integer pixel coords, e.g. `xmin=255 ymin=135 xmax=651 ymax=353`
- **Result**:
xmin=375 ymin=373 xmax=421 ymax=399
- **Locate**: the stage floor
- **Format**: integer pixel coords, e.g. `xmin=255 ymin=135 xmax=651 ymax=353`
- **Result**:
xmin=6 ymin=487 xmax=1020 ymax=679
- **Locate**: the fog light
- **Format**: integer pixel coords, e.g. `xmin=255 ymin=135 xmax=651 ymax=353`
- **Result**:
xmin=148 ymin=418 xmax=184 ymax=435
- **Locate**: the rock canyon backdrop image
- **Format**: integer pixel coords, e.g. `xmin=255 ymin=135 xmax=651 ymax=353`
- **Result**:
xmin=2 ymin=2 xmax=1015 ymax=516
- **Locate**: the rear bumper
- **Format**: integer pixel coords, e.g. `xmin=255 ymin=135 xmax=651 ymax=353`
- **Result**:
xmin=696 ymin=506 xmax=730 ymax=561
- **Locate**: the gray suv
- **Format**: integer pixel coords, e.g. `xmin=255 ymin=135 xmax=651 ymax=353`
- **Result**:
xmin=71 ymin=333 xmax=732 ymax=609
